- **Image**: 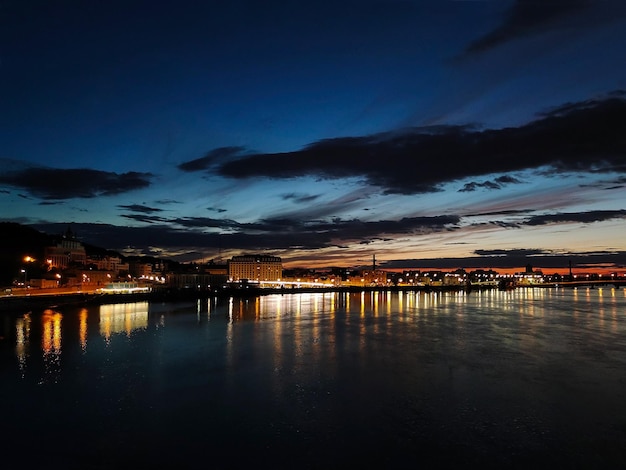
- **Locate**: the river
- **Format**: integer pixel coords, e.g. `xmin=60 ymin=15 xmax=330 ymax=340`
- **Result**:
xmin=2 ymin=287 xmax=626 ymax=469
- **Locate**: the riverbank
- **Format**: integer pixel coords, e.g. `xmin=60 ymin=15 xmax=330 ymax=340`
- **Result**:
xmin=0 ymin=284 xmax=491 ymax=312
xmin=3 ymin=281 xmax=623 ymax=313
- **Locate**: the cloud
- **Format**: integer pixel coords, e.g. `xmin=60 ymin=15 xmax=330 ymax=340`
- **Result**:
xmin=474 ymin=248 xmax=550 ymax=257
xmin=165 ymin=213 xmax=461 ymax=241
xmin=169 ymin=216 xmax=241 ymax=230
xmin=154 ymin=199 xmax=182 ymax=205
xmin=28 ymin=202 xmax=626 ymax=268
xmin=381 ymin=249 xmax=626 ymax=271
xmin=459 ymin=181 xmax=501 ymax=192
xmin=117 ymin=204 xmax=164 ymax=213
xmin=462 ymin=0 xmax=592 ymax=57
xmin=177 ymin=146 xmax=248 ymax=172
xmin=30 ymin=212 xmax=462 ymax=261
xmin=495 ymin=175 xmax=523 ymax=184
xmin=211 ymin=96 xmax=626 ymax=195
xmin=38 ymin=201 xmax=64 ymax=206
xmin=467 ymin=209 xmax=533 ymax=217
xmin=459 ymin=175 xmax=522 ymax=192
xmin=121 ymin=214 xmax=169 ymax=224
xmin=0 ymin=161 xmax=153 ymax=200
xmin=524 ymin=210 xmax=626 ymax=226
xmin=281 ymin=193 xmax=321 ymax=203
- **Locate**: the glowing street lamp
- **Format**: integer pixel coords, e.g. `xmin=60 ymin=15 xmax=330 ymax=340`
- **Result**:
xmin=22 ymin=256 xmax=35 ymax=288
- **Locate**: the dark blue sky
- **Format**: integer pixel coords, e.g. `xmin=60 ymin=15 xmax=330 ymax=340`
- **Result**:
xmin=2 ymin=0 xmax=626 ymax=271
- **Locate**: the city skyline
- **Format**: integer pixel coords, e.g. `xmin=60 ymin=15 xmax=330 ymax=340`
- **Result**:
xmin=2 ymin=1 xmax=626 ymax=272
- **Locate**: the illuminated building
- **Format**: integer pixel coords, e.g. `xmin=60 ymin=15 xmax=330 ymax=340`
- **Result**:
xmin=228 ymin=255 xmax=283 ymax=283
xmin=44 ymin=226 xmax=86 ymax=269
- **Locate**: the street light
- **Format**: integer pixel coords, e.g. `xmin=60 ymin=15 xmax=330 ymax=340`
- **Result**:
xmin=22 ymin=256 xmax=35 ymax=288
xmin=21 ymin=255 xmax=35 ymax=289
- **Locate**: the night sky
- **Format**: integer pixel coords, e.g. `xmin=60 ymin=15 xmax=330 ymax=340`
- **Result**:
xmin=2 ymin=0 xmax=626 ymax=271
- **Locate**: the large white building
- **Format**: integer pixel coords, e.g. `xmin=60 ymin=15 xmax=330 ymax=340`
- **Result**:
xmin=228 ymin=255 xmax=282 ymax=283
xmin=44 ymin=227 xmax=86 ymax=269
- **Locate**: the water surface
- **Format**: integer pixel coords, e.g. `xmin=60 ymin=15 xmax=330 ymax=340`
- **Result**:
xmin=2 ymin=288 xmax=626 ymax=469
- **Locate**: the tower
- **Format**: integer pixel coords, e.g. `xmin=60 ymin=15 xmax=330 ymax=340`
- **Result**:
xmin=569 ymin=260 xmax=573 ymax=280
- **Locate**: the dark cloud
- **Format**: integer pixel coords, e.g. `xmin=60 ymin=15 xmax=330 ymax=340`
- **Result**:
xmin=525 ymin=210 xmax=626 ymax=226
xmin=177 ymin=146 xmax=248 ymax=172
xmin=30 ymin=221 xmax=333 ymax=257
xmin=474 ymin=248 xmax=549 ymax=257
xmin=166 ymin=214 xmax=461 ymax=241
xmin=462 ymin=0 xmax=592 ymax=57
xmin=459 ymin=175 xmax=522 ymax=192
xmin=117 ymin=204 xmax=164 ymax=213
xmin=578 ymin=172 xmax=626 ymax=189
xmin=281 ymin=193 xmax=321 ymax=203
xmin=169 ymin=216 xmax=241 ymax=230
xmin=488 ymin=220 xmax=522 ymax=229
xmin=459 ymin=180 xmax=501 ymax=192
xmin=154 ymin=199 xmax=182 ymax=205
xmin=38 ymin=201 xmax=64 ymax=206
xmin=538 ymin=91 xmax=626 ymax=119
xmin=495 ymin=175 xmax=522 ymax=184
xmin=27 ymin=212 xmax=626 ymax=269
xmin=382 ymin=250 xmax=626 ymax=271
xmin=0 ymin=164 xmax=153 ymax=200
xmin=213 ymin=96 xmax=626 ymax=195
xmin=121 ymin=214 xmax=169 ymax=224
xmin=30 ymin=213 xmax=461 ymax=261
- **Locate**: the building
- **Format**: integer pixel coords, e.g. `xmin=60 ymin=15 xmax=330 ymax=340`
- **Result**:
xmin=228 ymin=255 xmax=282 ymax=284
xmin=166 ymin=262 xmax=228 ymax=290
xmin=44 ymin=227 xmax=86 ymax=269
xmin=87 ymin=254 xmax=129 ymax=275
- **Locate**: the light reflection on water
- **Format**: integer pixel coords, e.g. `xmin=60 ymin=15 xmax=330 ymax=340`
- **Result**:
xmin=99 ymin=301 xmax=149 ymax=341
xmin=6 ymin=288 xmax=626 ymax=378
xmin=2 ymin=287 xmax=626 ymax=468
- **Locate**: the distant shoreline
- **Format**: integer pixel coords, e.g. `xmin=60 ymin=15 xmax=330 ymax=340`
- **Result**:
xmin=0 ymin=284 xmax=483 ymax=312
xmin=2 ymin=282 xmax=624 ymax=313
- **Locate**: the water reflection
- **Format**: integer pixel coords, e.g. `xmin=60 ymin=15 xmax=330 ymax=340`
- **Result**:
xmin=2 ymin=287 xmax=626 ymax=469
xmin=79 ymin=308 xmax=88 ymax=352
xmin=15 ymin=312 xmax=31 ymax=378
xmin=41 ymin=309 xmax=62 ymax=384
xmin=99 ymin=301 xmax=149 ymax=341
xmin=5 ymin=287 xmax=626 ymax=381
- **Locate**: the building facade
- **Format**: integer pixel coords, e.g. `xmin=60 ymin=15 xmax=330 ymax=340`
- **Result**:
xmin=87 ymin=254 xmax=129 ymax=275
xmin=228 ymin=255 xmax=283 ymax=283
xmin=44 ymin=228 xmax=86 ymax=269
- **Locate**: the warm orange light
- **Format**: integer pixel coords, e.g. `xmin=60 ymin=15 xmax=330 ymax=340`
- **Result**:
xmin=24 ymin=256 xmax=35 ymax=263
